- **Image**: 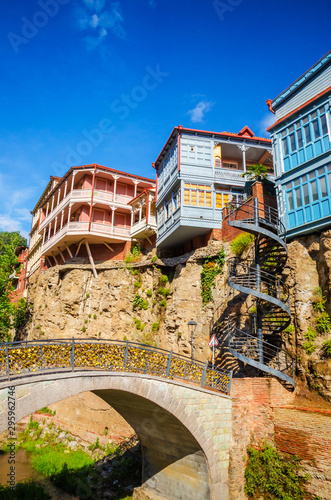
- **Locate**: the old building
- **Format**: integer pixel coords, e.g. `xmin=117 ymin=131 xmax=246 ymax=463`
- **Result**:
xmin=128 ymin=187 xmax=157 ymax=248
xmin=29 ymin=164 xmax=155 ymax=278
xmin=154 ymin=125 xmax=273 ymax=251
xmin=267 ymin=50 xmax=331 ymax=238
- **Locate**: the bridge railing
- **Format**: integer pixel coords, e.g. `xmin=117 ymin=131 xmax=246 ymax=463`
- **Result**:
xmin=0 ymin=339 xmax=232 ymax=395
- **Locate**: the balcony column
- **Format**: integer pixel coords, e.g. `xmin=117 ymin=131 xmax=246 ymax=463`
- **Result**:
xmin=57 ymin=188 xmax=61 ymax=206
xmin=133 ymin=180 xmax=139 ymax=198
xmin=54 ymin=216 xmax=58 ymax=235
xmin=51 ymin=196 xmax=55 ymax=212
xmin=46 ymin=203 xmax=49 ymax=218
xmin=131 ymin=207 xmax=135 ymax=226
xmin=111 ymin=207 xmax=116 ymax=234
xmin=139 ymin=204 xmax=142 ymax=222
xmin=64 ymin=181 xmax=68 ymax=199
xmin=48 ymin=223 xmax=52 ymax=240
xmin=68 ymin=203 xmax=72 ymax=225
xmin=147 ymin=193 xmax=151 ymax=224
xmin=70 ymin=171 xmax=76 ymax=192
xmin=60 ymin=210 xmax=65 ymax=230
xmin=238 ymin=145 xmax=250 ymax=173
xmin=113 ymin=175 xmax=119 ymax=202
xmin=42 ymin=228 xmax=46 ymax=245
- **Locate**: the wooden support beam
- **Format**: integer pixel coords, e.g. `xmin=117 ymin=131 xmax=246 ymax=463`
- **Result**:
xmin=75 ymin=238 xmax=85 ymax=257
xmin=45 ymin=256 xmax=52 ymax=268
xmin=64 ymin=244 xmax=73 ymax=259
xmin=146 ymin=236 xmax=153 ymax=246
xmin=85 ymin=240 xmax=98 ymax=279
xmin=57 ymin=247 xmax=66 ymax=264
xmin=51 ymin=252 xmax=59 ymax=265
xmin=258 ymin=150 xmax=271 ymax=164
xmin=103 ymin=242 xmax=114 ymax=252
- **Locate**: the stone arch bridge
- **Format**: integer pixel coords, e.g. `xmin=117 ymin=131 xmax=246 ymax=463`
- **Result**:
xmin=0 ymin=339 xmax=232 ymax=500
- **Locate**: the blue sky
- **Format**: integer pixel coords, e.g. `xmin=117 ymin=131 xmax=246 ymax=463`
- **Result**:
xmin=0 ymin=0 xmax=330 ymax=240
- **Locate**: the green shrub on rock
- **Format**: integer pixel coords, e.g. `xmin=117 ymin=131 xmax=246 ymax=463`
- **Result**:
xmin=231 ymin=232 xmax=254 ymax=256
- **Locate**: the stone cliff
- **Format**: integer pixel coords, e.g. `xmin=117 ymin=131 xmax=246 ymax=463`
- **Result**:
xmin=24 ymin=232 xmax=331 ymax=400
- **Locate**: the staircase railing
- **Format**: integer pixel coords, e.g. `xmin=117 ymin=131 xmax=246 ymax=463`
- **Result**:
xmin=225 ymin=197 xmax=294 ymax=387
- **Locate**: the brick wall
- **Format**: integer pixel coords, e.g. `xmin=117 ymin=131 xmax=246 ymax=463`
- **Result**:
xmin=229 ymin=378 xmax=331 ymax=500
xmin=229 ymin=378 xmax=294 ymax=499
xmin=273 ymin=406 xmax=331 ymax=499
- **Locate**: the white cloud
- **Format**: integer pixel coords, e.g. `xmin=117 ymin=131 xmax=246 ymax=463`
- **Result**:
xmin=90 ymin=13 xmax=100 ymax=28
xmin=0 ymin=215 xmax=29 ymax=240
xmin=76 ymin=1 xmax=125 ymax=49
xmin=14 ymin=208 xmax=32 ymax=222
xmin=187 ymin=101 xmax=214 ymax=123
xmin=82 ymin=0 xmax=106 ymax=12
xmin=258 ymin=113 xmax=275 ymax=136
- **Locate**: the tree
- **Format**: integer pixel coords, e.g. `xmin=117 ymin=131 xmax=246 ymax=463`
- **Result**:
xmin=241 ymin=163 xmax=268 ymax=181
xmin=0 ymin=231 xmax=27 ymax=255
xmin=0 ymin=231 xmax=28 ymax=341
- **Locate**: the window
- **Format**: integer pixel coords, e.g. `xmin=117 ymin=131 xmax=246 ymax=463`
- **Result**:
xmin=312 ymin=120 xmax=320 ymax=140
xmin=321 ymin=114 xmax=328 ymax=135
xmin=304 ymin=124 xmax=311 ymax=143
xmin=222 ymin=161 xmax=239 ymax=170
xmin=319 ymin=176 xmax=327 ymax=198
xmin=184 ymin=184 xmax=212 ymax=207
xmin=216 ymin=189 xmax=230 ymax=209
xmin=296 ymin=128 xmax=303 ymax=148
xmin=310 ymin=180 xmax=318 ymax=201
xmin=302 ymin=184 xmax=309 ymax=205
xmin=295 ymin=188 xmax=302 ymax=208
xmin=282 ymin=137 xmax=289 ymax=156
xmin=279 ymin=105 xmax=329 ymax=171
xmin=287 ymin=191 xmax=294 ymax=211
xmin=173 ymin=189 xmax=180 ymax=211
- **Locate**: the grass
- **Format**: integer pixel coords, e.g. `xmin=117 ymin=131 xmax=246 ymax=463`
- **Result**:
xmin=0 ymin=480 xmax=50 ymax=499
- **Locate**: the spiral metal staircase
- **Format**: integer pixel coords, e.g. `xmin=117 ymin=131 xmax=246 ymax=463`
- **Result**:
xmin=226 ymin=198 xmax=295 ymax=387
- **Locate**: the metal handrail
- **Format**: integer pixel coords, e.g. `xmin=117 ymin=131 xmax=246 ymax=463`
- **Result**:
xmin=228 ymin=258 xmax=290 ymax=306
xmin=225 ymin=198 xmax=286 ymax=236
xmin=225 ymin=197 xmax=294 ymax=386
xmin=0 ymin=339 xmax=232 ymax=394
xmin=228 ymin=325 xmax=294 ymax=375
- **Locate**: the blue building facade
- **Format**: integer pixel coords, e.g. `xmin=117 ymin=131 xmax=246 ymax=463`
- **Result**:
xmin=267 ymin=50 xmax=331 ymax=238
xmin=154 ymin=126 xmax=273 ymax=249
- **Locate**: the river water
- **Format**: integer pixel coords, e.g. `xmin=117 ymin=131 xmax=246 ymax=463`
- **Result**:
xmin=0 ymin=448 xmax=39 ymax=485
xmin=0 ymin=449 xmax=78 ymax=499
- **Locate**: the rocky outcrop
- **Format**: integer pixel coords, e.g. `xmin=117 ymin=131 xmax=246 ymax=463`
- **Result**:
xmin=26 ymin=241 xmax=227 ymax=363
xmin=282 ymin=231 xmax=331 ymax=401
